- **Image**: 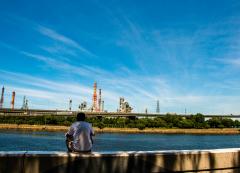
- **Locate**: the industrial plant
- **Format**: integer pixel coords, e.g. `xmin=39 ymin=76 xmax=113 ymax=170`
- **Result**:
xmin=0 ymin=83 xmax=167 ymax=114
xmin=118 ymin=97 xmax=133 ymax=113
xmin=0 ymin=86 xmax=17 ymax=110
xmin=0 ymin=82 xmax=106 ymax=112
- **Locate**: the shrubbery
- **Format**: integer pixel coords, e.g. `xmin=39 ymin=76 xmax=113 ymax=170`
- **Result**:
xmin=0 ymin=114 xmax=239 ymax=129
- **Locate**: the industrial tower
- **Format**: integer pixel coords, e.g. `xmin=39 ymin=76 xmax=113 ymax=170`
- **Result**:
xmin=0 ymin=86 xmax=4 ymax=109
xmin=101 ymin=100 xmax=104 ymax=112
xmin=156 ymin=100 xmax=160 ymax=113
xmin=11 ymin=91 xmax=15 ymax=110
xmin=98 ymin=89 xmax=102 ymax=112
xmin=92 ymin=82 xmax=97 ymax=112
xmin=21 ymin=96 xmax=28 ymax=110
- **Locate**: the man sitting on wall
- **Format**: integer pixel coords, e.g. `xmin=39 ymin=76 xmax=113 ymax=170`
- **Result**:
xmin=65 ymin=112 xmax=94 ymax=152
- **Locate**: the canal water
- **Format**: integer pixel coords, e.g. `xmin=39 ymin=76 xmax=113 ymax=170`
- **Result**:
xmin=0 ymin=130 xmax=240 ymax=152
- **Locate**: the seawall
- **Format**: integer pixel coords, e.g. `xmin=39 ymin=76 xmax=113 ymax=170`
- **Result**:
xmin=1 ymin=148 xmax=240 ymax=173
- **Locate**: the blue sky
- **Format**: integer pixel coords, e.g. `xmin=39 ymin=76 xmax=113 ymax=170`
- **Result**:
xmin=0 ymin=0 xmax=240 ymax=114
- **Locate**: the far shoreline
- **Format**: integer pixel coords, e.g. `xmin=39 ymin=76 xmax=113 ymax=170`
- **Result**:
xmin=0 ymin=124 xmax=240 ymax=134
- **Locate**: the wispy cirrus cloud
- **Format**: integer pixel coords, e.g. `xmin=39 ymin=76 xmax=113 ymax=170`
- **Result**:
xmin=2 ymin=10 xmax=240 ymax=114
xmin=1 ymin=14 xmax=96 ymax=58
xmin=10 ymin=47 xmax=240 ymax=113
xmin=20 ymin=51 xmax=113 ymax=79
xmin=36 ymin=25 xmax=96 ymax=57
xmin=40 ymin=45 xmax=78 ymax=58
xmin=0 ymin=70 xmax=92 ymax=95
xmin=19 ymin=51 xmax=169 ymax=99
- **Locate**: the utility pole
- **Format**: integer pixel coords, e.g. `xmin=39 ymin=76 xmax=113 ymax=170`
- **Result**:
xmin=69 ymin=99 xmax=72 ymax=111
xmin=25 ymin=99 xmax=29 ymax=110
xmin=22 ymin=96 xmax=26 ymax=109
xmin=145 ymin=108 xmax=148 ymax=114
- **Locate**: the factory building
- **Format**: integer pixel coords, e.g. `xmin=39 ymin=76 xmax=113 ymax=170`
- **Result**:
xmin=118 ymin=97 xmax=133 ymax=113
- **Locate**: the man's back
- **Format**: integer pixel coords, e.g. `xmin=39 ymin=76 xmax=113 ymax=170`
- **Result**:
xmin=67 ymin=121 xmax=94 ymax=152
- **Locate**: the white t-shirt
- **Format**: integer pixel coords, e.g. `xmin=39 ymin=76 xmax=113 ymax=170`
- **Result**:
xmin=66 ymin=121 xmax=94 ymax=151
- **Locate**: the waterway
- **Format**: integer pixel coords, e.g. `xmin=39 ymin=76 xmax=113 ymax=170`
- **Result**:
xmin=0 ymin=130 xmax=240 ymax=151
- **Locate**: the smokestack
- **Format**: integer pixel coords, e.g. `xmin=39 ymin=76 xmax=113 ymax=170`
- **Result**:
xmin=92 ymin=82 xmax=97 ymax=112
xmin=98 ymin=89 xmax=102 ymax=112
xmin=101 ymin=100 xmax=104 ymax=112
xmin=11 ymin=91 xmax=15 ymax=110
xmin=0 ymin=86 xmax=4 ymax=109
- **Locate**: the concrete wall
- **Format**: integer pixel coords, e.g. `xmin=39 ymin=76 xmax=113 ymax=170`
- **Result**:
xmin=1 ymin=148 xmax=240 ymax=173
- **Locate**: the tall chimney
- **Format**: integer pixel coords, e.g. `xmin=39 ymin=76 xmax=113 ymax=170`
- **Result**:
xmin=0 ymin=86 xmax=4 ymax=109
xmin=11 ymin=91 xmax=15 ymax=110
xmin=101 ymin=100 xmax=104 ymax=112
xmin=98 ymin=89 xmax=102 ymax=112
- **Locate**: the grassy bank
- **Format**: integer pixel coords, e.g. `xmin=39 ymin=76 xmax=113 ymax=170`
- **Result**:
xmin=0 ymin=124 xmax=240 ymax=134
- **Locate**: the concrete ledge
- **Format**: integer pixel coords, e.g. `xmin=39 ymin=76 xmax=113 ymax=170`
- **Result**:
xmin=1 ymin=148 xmax=240 ymax=173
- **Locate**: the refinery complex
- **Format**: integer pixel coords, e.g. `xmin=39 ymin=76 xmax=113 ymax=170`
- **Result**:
xmin=0 ymin=83 xmax=239 ymax=118
xmin=0 ymin=82 xmax=137 ymax=113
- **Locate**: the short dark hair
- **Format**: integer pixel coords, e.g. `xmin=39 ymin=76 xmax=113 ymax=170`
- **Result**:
xmin=77 ymin=112 xmax=86 ymax=121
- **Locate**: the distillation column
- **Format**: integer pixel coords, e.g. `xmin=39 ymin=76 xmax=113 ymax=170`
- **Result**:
xmin=92 ymin=82 xmax=97 ymax=112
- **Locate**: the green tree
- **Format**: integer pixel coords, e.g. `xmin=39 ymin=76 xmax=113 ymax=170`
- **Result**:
xmin=221 ymin=118 xmax=234 ymax=128
xmin=178 ymin=119 xmax=194 ymax=128
xmin=137 ymin=123 xmax=145 ymax=130
xmin=207 ymin=117 xmax=222 ymax=128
